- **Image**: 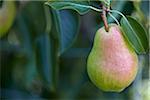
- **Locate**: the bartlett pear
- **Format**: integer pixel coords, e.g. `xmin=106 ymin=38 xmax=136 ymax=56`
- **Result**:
xmin=87 ymin=24 xmax=138 ymax=92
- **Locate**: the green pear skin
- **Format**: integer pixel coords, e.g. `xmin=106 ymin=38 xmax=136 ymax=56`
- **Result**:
xmin=0 ymin=1 xmax=16 ymax=38
xmin=87 ymin=24 xmax=138 ymax=92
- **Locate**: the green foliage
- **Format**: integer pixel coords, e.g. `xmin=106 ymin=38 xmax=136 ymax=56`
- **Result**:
xmin=35 ymin=33 xmax=54 ymax=90
xmin=0 ymin=0 xmax=149 ymax=99
xmin=121 ymin=16 xmax=148 ymax=54
xmin=51 ymin=9 xmax=80 ymax=54
xmin=45 ymin=1 xmax=90 ymax=15
xmin=13 ymin=14 xmax=37 ymax=89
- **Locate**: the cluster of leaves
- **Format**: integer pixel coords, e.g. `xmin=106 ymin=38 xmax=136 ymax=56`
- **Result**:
xmin=46 ymin=0 xmax=148 ymax=54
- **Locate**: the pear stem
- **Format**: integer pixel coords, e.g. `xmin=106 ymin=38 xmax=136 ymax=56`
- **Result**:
xmin=100 ymin=5 xmax=109 ymax=32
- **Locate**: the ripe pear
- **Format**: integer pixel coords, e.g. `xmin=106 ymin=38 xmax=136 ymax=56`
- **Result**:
xmin=87 ymin=24 xmax=138 ymax=92
xmin=0 ymin=1 xmax=16 ymax=38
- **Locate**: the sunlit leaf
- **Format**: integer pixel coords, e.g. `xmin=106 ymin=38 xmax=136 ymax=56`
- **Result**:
xmin=121 ymin=16 xmax=148 ymax=54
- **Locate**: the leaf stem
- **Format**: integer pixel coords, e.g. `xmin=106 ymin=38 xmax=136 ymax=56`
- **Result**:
xmin=108 ymin=12 xmax=120 ymax=26
xmin=89 ymin=6 xmax=103 ymax=12
xmin=45 ymin=2 xmax=103 ymax=13
xmin=109 ymin=10 xmax=128 ymax=24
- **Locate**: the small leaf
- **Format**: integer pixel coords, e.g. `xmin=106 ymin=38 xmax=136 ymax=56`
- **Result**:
xmin=45 ymin=1 xmax=90 ymax=15
xmin=121 ymin=16 xmax=148 ymax=54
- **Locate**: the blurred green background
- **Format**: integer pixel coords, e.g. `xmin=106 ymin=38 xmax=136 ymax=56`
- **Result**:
xmin=0 ymin=1 xmax=149 ymax=100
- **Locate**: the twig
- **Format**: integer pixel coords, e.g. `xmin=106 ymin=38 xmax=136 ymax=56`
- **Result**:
xmin=100 ymin=5 xmax=109 ymax=32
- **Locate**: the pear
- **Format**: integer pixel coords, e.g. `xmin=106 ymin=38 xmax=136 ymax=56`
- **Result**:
xmin=87 ymin=24 xmax=138 ymax=92
xmin=0 ymin=1 xmax=16 ymax=38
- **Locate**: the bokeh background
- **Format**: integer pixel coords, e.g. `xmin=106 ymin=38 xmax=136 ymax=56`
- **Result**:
xmin=0 ymin=1 xmax=149 ymax=100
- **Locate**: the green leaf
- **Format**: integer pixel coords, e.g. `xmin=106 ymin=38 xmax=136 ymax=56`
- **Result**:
xmin=51 ymin=10 xmax=80 ymax=54
xmin=45 ymin=1 xmax=90 ymax=15
xmin=36 ymin=33 xmax=53 ymax=90
xmin=121 ymin=16 xmax=148 ymax=54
